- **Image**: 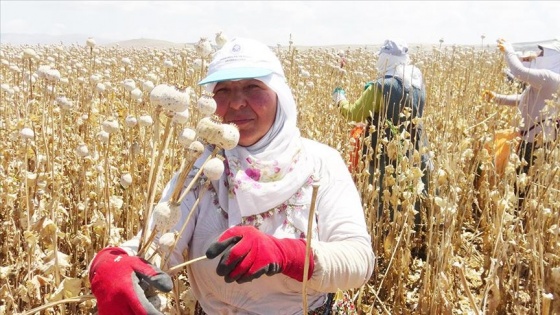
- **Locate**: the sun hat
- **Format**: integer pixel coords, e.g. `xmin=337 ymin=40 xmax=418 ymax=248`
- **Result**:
xmin=198 ymin=37 xmax=285 ymax=85
xmin=378 ymin=39 xmax=409 ymax=56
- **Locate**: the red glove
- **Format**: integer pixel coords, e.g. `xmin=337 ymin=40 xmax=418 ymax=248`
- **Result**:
xmin=205 ymin=226 xmax=314 ymax=283
xmin=89 ymin=247 xmax=173 ymax=315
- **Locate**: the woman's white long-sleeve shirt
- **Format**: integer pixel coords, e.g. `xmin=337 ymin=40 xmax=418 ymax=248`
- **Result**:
xmin=493 ymin=51 xmax=560 ymax=143
xmin=122 ymin=138 xmax=375 ymax=315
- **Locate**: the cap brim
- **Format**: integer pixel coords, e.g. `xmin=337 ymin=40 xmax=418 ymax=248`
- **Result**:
xmin=198 ymin=67 xmax=273 ymax=85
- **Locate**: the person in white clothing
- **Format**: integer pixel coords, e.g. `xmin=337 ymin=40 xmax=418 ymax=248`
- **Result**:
xmin=88 ymin=37 xmax=375 ymax=315
xmin=484 ymin=38 xmax=560 ymax=207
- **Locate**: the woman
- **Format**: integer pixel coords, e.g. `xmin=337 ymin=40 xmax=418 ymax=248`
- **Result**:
xmin=89 ymin=37 xmax=375 ymax=315
xmin=484 ymin=39 xmax=560 ymax=207
xmin=333 ymin=39 xmax=432 ymax=230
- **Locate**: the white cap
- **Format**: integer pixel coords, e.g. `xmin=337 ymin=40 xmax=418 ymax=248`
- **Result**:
xmin=199 ymin=37 xmax=285 ymax=85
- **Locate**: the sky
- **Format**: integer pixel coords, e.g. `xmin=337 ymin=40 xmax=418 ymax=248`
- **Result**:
xmin=1 ymin=1 xmax=559 ymax=47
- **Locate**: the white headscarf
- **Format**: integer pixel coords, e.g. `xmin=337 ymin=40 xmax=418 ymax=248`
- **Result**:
xmin=376 ymin=52 xmax=424 ymax=90
xmin=535 ymin=44 xmax=560 ymax=74
xmin=196 ymin=39 xmax=314 ymax=226
xmin=519 ymin=43 xmax=560 ymax=74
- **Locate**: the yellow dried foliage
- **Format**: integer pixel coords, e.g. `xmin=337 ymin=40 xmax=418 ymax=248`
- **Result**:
xmin=0 ymin=38 xmax=559 ymax=315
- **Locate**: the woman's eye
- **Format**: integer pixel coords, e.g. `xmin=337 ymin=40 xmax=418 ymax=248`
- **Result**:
xmin=244 ymin=84 xmax=261 ymax=92
xmin=213 ymin=88 xmax=228 ymax=95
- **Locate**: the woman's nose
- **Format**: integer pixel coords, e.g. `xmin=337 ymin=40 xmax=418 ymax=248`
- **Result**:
xmin=228 ymin=90 xmax=247 ymax=110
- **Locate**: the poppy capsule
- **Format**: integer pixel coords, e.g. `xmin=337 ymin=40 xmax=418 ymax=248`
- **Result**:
xmin=187 ymin=141 xmax=205 ymax=157
xmin=152 ymin=201 xmax=181 ymax=233
xmin=97 ymin=131 xmax=109 ymax=144
xmin=142 ymin=80 xmax=155 ymax=93
xmin=95 ymin=83 xmax=106 ymax=94
xmin=172 ymin=108 xmax=190 ymax=125
xmin=195 ymin=37 xmax=213 ymax=58
xmin=120 ymin=173 xmax=133 ymax=188
xmin=44 ymin=69 xmax=61 ymax=82
xmin=138 ymin=115 xmax=154 ymax=127
xmin=158 ymin=232 xmax=176 ymax=253
xmin=150 ymin=84 xmax=190 ymax=113
xmin=218 ymin=124 xmax=240 ymax=150
xmin=56 ymin=96 xmax=73 ymax=111
xmin=122 ymin=79 xmax=136 ymax=92
xmin=215 ymin=31 xmax=228 ymax=49
xmin=23 ymin=48 xmax=38 ymax=60
xmin=196 ymin=117 xmax=223 ymax=144
xmin=102 ymin=119 xmax=120 ymax=134
xmin=76 ymin=143 xmax=89 ymax=158
xmin=203 ymin=157 xmax=225 ymax=181
xmin=86 ymin=37 xmax=96 ymax=48
xmin=197 ymin=94 xmax=217 ymax=116
xmin=124 ymin=115 xmax=138 ymax=128
xmin=178 ymin=128 xmax=197 ymax=147
xmin=131 ymin=88 xmax=143 ymax=99
xmin=20 ymin=128 xmax=34 ymax=140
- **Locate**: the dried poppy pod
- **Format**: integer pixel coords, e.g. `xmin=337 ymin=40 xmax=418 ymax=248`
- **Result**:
xmin=178 ymin=128 xmax=197 ymax=147
xmin=76 ymin=143 xmax=89 ymax=158
xmin=20 ymin=128 xmax=34 ymax=140
xmin=196 ymin=116 xmax=222 ymax=143
xmin=203 ymin=156 xmax=225 ymax=181
xmin=138 ymin=114 xmax=154 ymax=127
xmin=124 ymin=115 xmax=138 ymax=128
xmin=163 ymin=60 xmax=174 ymax=69
xmin=195 ymin=37 xmax=213 ymax=58
xmin=192 ymin=59 xmax=203 ymax=70
xmin=146 ymin=72 xmax=159 ymax=83
xmin=152 ymin=201 xmax=181 ymax=234
xmin=196 ymin=117 xmax=240 ymax=150
xmin=158 ymin=232 xmax=176 ymax=253
xmin=172 ymin=108 xmax=190 ymax=125
xmin=120 ymin=173 xmax=133 ymax=188
xmin=96 ymin=131 xmax=110 ymax=144
xmin=102 ymin=118 xmax=120 ymax=134
xmin=187 ymin=140 xmax=205 ymax=157
xmin=197 ymin=94 xmax=217 ymax=116
xmin=142 ymin=80 xmax=155 ymax=93
xmin=44 ymin=69 xmax=61 ymax=83
xmin=122 ymin=79 xmax=136 ymax=92
xmin=220 ymin=123 xmax=240 ymax=150
xmin=90 ymin=74 xmax=101 ymax=84
xmin=86 ymin=37 xmax=96 ymax=48
xmin=215 ymin=31 xmax=228 ymax=49
xmin=23 ymin=48 xmax=39 ymax=60
xmin=37 ymin=65 xmax=51 ymax=79
xmin=55 ymin=96 xmax=73 ymax=111
xmin=95 ymin=83 xmax=106 ymax=94
xmin=131 ymin=88 xmax=143 ymax=100
xmin=150 ymin=84 xmax=190 ymax=113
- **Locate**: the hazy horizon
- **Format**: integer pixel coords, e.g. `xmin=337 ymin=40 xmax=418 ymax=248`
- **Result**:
xmin=1 ymin=1 xmax=559 ymax=48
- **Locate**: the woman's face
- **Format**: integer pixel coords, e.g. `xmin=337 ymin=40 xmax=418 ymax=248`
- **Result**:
xmin=213 ymin=79 xmax=278 ymax=147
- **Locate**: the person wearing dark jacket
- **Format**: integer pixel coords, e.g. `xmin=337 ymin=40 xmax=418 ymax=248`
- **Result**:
xmin=333 ymin=39 xmax=432 ymax=232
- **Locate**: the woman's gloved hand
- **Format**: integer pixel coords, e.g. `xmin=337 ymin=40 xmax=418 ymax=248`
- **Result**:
xmin=89 ymin=247 xmax=173 ymax=315
xmin=206 ymin=225 xmax=314 ymax=284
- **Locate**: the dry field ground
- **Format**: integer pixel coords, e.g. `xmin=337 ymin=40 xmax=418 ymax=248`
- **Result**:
xmin=1 ymin=38 xmax=559 ymax=314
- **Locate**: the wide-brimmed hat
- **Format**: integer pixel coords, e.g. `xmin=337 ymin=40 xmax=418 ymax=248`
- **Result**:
xmin=199 ymin=37 xmax=284 ymax=85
